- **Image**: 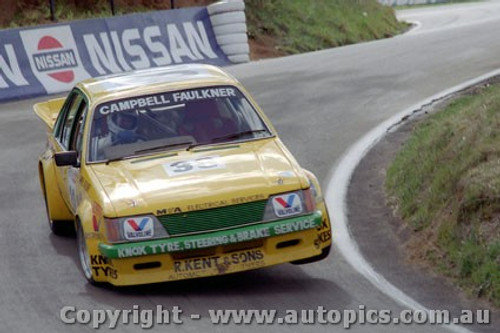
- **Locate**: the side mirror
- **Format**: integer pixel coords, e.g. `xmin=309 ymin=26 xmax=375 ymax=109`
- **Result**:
xmin=55 ymin=151 xmax=80 ymax=167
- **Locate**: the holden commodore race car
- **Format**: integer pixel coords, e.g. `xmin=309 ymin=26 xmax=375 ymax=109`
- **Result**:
xmin=34 ymin=64 xmax=332 ymax=286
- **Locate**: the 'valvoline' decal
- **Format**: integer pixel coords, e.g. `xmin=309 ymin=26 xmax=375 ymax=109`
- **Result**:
xmin=272 ymin=193 xmax=303 ymax=217
xmin=124 ymin=217 xmax=154 ymax=240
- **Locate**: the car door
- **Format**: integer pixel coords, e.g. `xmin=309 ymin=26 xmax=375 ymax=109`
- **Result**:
xmin=53 ymin=90 xmax=88 ymax=213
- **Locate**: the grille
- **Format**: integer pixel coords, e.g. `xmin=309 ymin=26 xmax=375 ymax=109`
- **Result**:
xmin=158 ymin=200 xmax=267 ymax=236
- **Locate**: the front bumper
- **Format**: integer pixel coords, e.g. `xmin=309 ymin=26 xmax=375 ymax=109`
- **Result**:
xmin=94 ymin=211 xmax=330 ymax=285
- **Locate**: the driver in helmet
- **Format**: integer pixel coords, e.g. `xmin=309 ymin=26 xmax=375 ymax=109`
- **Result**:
xmin=107 ymin=111 xmax=140 ymax=145
xmin=95 ymin=111 xmax=141 ymax=159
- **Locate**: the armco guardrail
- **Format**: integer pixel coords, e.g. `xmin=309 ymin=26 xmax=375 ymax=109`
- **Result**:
xmin=0 ymin=1 xmax=250 ymax=103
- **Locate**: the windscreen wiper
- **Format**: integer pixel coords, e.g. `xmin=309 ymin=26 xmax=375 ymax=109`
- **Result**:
xmin=134 ymin=141 xmax=195 ymax=154
xmin=187 ymin=129 xmax=270 ymax=151
xmin=210 ymin=129 xmax=270 ymax=143
xmin=105 ymin=155 xmax=139 ymax=165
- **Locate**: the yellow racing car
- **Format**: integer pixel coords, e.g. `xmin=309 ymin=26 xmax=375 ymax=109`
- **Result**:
xmin=34 ymin=64 xmax=332 ymax=286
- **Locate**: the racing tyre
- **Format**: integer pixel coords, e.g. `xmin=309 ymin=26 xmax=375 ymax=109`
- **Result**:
xmin=291 ymin=245 xmax=331 ymax=265
xmin=228 ymin=54 xmax=250 ymax=64
xmin=220 ymin=43 xmax=250 ymax=55
xmin=210 ymin=12 xmax=246 ymax=27
xmin=213 ymin=23 xmax=247 ymax=36
xmin=77 ymin=219 xmax=98 ymax=285
xmin=215 ymin=33 xmax=248 ymax=46
xmin=207 ymin=1 xmax=244 ymax=16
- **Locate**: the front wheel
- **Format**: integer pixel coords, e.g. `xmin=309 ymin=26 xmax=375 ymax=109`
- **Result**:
xmin=76 ymin=219 xmax=97 ymax=285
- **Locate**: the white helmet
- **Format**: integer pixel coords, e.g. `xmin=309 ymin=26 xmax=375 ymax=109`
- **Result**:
xmin=107 ymin=111 xmax=138 ymax=135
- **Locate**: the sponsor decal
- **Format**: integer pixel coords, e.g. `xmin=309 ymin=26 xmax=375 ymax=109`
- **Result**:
xmin=163 ymin=156 xmax=225 ymax=176
xmin=124 ymin=217 xmax=154 ymax=240
xmin=90 ymin=255 xmax=117 ymax=279
xmin=33 ymin=36 xmax=77 ymax=82
xmin=90 ymin=254 xmax=112 ymax=266
xmin=157 ymin=207 xmax=182 ymax=215
xmin=101 ymin=212 xmax=322 ymax=259
xmin=230 ymin=194 xmax=266 ymax=205
xmin=81 ymin=20 xmax=220 ymax=76
xmin=1 ymin=7 xmax=230 ymax=102
xmin=315 ymin=219 xmax=332 ymax=249
xmin=97 ymin=88 xmax=237 ymax=116
xmin=0 ymin=43 xmax=29 ymax=89
xmin=91 ymin=202 xmax=103 ymax=232
xmin=156 ymin=195 xmax=266 ymax=215
xmin=173 ymin=249 xmax=264 ymax=273
xmin=272 ymin=193 xmax=303 ymax=217
xmin=98 ymin=94 xmax=171 ymax=115
xmin=19 ymin=26 xmax=90 ymax=93
xmin=118 ymin=246 xmax=148 ymax=258
xmin=92 ymin=216 xmax=99 ymax=232
xmin=172 ymin=87 xmax=236 ymax=102
xmin=67 ymin=168 xmax=80 ymax=211
xmin=273 ymin=218 xmax=316 ymax=235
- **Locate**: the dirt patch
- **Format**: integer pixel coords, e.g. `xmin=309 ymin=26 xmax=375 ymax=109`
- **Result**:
xmin=248 ymin=33 xmax=285 ymax=61
xmin=0 ymin=0 xmax=17 ymax=27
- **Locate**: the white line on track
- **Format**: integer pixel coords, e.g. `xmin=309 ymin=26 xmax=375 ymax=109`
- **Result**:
xmin=402 ymin=20 xmax=423 ymax=33
xmin=325 ymin=68 xmax=500 ymax=333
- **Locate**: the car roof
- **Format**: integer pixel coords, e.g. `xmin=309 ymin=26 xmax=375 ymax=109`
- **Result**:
xmin=76 ymin=64 xmax=239 ymax=103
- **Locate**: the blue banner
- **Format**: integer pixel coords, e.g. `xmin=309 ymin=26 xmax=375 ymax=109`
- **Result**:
xmin=0 ymin=7 xmax=229 ymax=102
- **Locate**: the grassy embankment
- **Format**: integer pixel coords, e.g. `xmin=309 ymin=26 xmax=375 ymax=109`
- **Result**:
xmin=245 ymin=0 xmax=408 ymax=55
xmin=2 ymin=0 xmax=407 ymax=59
xmin=386 ymin=83 xmax=500 ymax=307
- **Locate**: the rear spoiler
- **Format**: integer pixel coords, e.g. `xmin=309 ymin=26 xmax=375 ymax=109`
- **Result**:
xmin=33 ymin=97 xmax=65 ymax=130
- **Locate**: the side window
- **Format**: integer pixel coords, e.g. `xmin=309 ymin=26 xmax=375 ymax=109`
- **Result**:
xmin=53 ymin=91 xmax=78 ymax=139
xmin=72 ymin=101 xmax=88 ymax=156
xmin=60 ymin=95 xmax=83 ymax=150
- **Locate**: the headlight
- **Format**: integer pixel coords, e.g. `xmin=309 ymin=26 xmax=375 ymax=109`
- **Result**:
xmin=262 ymin=189 xmax=316 ymax=221
xmin=307 ymin=175 xmax=324 ymax=204
xmin=105 ymin=215 xmax=169 ymax=243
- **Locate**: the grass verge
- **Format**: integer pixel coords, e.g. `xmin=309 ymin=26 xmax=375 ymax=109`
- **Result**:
xmin=386 ymin=82 xmax=500 ymax=307
xmin=246 ymin=0 xmax=408 ymax=55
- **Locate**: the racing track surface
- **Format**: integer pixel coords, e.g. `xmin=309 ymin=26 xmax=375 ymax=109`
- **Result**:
xmin=2 ymin=1 xmax=500 ymax=332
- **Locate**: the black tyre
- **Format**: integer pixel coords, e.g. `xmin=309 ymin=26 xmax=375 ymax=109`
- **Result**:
xmin=76 ymin=219 xmax=97 ymax=285
xmin=291 ymin=245 xmax=331 ymax=265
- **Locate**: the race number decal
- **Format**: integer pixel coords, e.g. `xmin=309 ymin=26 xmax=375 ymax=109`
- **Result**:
xmin=163 ymin=156 xmax=225 ymax=176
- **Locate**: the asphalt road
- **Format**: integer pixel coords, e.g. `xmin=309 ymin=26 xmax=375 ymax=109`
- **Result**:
xmin=1 ymin=1 xmax=500 ymax=332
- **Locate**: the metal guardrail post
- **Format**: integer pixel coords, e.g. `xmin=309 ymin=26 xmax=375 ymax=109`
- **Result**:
xmin=49 ymin=0 xmax=55 ymax=21
xmin=109 ymin=0 xmax=116 ymax=15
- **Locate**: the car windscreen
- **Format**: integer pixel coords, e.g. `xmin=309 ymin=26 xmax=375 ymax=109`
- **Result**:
xmin=88 ymin=86 xmax=272 ymax=163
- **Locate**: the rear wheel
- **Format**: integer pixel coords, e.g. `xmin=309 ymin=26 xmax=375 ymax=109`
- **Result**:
xmin=76 ymin=219 xmax=97 ymax=285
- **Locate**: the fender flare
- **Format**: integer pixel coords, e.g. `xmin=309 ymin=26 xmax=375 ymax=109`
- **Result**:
xmin=39 ymin=159 xmax=72 ymax=221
